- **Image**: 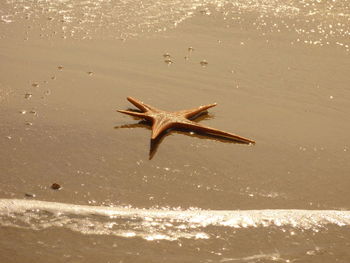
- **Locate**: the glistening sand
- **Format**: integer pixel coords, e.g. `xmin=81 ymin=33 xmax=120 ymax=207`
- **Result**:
xmin=0 ymin=0 xmax=350 ymax=262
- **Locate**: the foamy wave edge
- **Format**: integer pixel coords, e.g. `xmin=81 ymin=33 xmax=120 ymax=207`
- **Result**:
xmin=1 ymin=199 xmax=350 ymax=227
xmin=1 ymin=199 xmax=349 ymax=240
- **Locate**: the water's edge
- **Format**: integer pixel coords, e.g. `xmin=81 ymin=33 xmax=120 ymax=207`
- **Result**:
xmin=1 ymin=199 xmax=349 ymax=241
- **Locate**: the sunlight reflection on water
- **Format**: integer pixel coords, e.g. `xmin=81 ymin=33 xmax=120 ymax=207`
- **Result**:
xmin=1 ymin=199 xmax=349 ymax=241
xmin=1 ymin=0 xmax=349 ymax=50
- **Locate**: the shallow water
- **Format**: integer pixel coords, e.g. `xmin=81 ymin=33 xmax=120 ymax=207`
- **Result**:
xmin=0 ymin=0 xmax=350 ymax=262
xmin=1 ymin=199 xmax=350 ymax=262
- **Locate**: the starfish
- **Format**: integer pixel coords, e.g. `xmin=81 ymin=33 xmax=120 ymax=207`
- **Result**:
xmin=117 ymin=97 xmax=255 ymax=144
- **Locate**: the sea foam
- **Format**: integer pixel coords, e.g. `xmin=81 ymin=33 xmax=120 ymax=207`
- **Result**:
xmin=0 ymin=199 xmax=349 ymax=241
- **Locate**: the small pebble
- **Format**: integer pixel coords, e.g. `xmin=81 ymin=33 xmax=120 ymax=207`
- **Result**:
xmin=51 ymin=183 xmax=61 ymax=190
xmin=87 ymin=71 xmax=93 ymax=75
xmin=20 ymin=110 xmax=27 ymax=114
xmin=25 ymin=193 xmax=36 ymax=198
xmin=25 ymin=122 xmax=33 ymax=126
xmin=32 ymin=83 xmax=39 ymax=88
xmin=164 ymin=58 xmax=173 ymax=65
xmin=24 ymin=93 xmax=32 ymax=99
xmin=57 ymin=66 xmax=63 ymax=70
xmin=188 ymin=47 xmax=194 ymax=52
xmin=163 ymin=53 xmax=171 ymax=58
xmin=200 ymin=60 xmax=208 ymax=66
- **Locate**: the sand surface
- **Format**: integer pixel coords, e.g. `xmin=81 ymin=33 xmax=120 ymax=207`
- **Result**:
xmin=0 ymin=0 xmax=350 ymax=262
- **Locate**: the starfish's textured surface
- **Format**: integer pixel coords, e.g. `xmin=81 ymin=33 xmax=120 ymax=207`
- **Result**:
xmin=117 ymin=97 xmax=255 ymax=144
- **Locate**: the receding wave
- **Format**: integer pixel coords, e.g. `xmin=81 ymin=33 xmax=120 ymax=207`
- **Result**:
xmin=0 ymin=199 xmax=349 ymax=241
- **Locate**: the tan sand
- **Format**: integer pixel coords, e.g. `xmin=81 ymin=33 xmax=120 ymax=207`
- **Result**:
xmin=0 ymin=0 xmax=349 ymax=261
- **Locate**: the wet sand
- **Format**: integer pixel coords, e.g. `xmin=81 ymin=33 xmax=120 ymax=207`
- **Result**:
xmin=1 ymin=0 xmax=350 ymax=262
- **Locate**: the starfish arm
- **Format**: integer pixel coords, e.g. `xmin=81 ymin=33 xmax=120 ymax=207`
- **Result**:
xmin=151 ymin=119 xmax=175 ymax=140
xmin=178 ymin=103 xmax=217 ymax=119
xmin=178 ymin=120 xmax=255 ymax=144
xmin=127 ymin=97 xmax=159 ymax=112
xmin=117 ymin=110 xmax=151 ymax=120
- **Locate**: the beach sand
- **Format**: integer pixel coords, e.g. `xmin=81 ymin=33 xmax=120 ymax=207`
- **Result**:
xmin=0 ymin=0 xmax=350 ymax=262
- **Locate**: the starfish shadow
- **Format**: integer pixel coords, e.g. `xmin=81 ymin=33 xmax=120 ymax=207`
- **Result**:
xmin=115 ymin=112 xmax=248 ymax=160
